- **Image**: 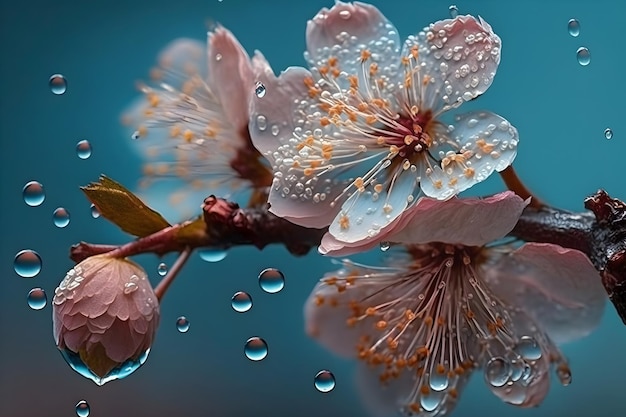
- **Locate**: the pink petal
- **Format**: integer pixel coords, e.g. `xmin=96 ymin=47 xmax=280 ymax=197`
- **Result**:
xmin=485 ymin=243 xmax=605 ymax=344
xmin=99 ymin=319 xmax=138 ymax=363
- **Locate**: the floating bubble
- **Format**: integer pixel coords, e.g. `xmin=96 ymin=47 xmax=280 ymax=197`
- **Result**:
xmin=485 ymin=357 xmax=511 ymax=387
xmin=231 ymin=291 xmax=253 ymax=313
xmin=514 ymin=336 xmax=542 ymax=361
xmin=14 ymin=249 xmax=42 ymax=277
xmin=449 ymin=5 xmax=459 ymax=18
xmin=255 ymin=81 xmax=266 ymax=98
xmin=59 ymin=347 xmax=150 ymax=386
xmin=244 ymin=337 xmax=268 ymax=361
xmin=53 ymin=207 xmax=71 ymax=228
xmin=568 ymin=19 xmax=580 ymax=37
xmin=49 ymin=74 xmax=67 ymax=95
xmin=75 ymin=400 xmax=90 ymax=417
xmin=314 ymin=370 xmax=336 ymax=393
xmin=604 ymin=128 xmax=613 ymax=140
xmin=27 ymin=288 xmax=47 ymax=310
xmin=76 ymin=140 xmax=92 ymax=159
xmin=576 ymin=47 xmax=591 ymax=66
xmin=157 ymin=262 xmax=168 ymax=276
xmin=23 ymin=181 xmax=45 ymax=207
xmin=176 ymin=316 xmax=190 ymax=333
xmin=258 ymin=268 xmax=285 ymax=293
xmin=198 ymin=248 xmax=228 ymax=262
xmin=90 ymin=204 xmax=100 ymax=218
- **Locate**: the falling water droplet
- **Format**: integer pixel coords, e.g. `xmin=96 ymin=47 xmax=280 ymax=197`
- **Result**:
xmin=514 ymin=336 xmax=542 ymax=361
xmin=379 ymin=241 xmax=390 ymax=252
xmin=23 ymin=181 xmax=45 ymax=207
xmin=429 ymin=371 xmax=449 ymax=391
xmin=60 ymin=348 xmax=150 ymax=385
xmin=231 ymin=291 xmax=253 ymax=313
xmin=576 ymin=47 xmax=591 ymax=66
xmin=75 ymin=400 xmax=90 ymax=417
xmin=157 ymin=262 xmax=168 ymax=276
xmin=198 ymin=248 xmax=228 ymax=262
xmin=90 ymin=204 xmax=100 ymax=218
xmin=448 ymin=5 xmax=459 ymax=18
xmin=567 ymin=19 xmax=580 ymax=37
xmin=258 ymin=268 xmax=285 ymax=293
xmin=485 ymin=357 xmax=511 ymax=387
xmin=176 ymin=316 xmax=190 ymax=333
xmin=255 ymin=81 xmax=266 ymax=98
xmin=49 ymin=74 xmax=67 ymax=95
xmin=314 ymin=370 xmax=336 ymax=393
xmin=53 ymin=207 xmax=71 ymax=228
xmin=604 ymin=128 xmax=613 ymax=140
xmin=244 ymin=337 xmax=268 ymax=361
xmin=27 ymin=288 xmax=47 ymax=310
xmin=14 ymin=249 xmax=42 ymax=277
xmin=76 ymin=140 xmax=92 ymax=159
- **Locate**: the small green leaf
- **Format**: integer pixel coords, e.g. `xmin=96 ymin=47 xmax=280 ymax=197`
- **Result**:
xmin=81 ymin=175 xmax=171 ymax=237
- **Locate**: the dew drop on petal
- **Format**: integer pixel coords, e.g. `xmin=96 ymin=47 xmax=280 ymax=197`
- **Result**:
xmin=258 ymin=268 xmax=285 ymax=293
xmin=53 ymin=207 xmax=71 ymax=228
xmin=339 ymin=9 xmax=351 ymax=19
xmin=379 ymin=241 xmax=390 ymax=252
xmin=271 ymin=124 xmax=280 ymax=136
xmin=14 ymin=249 xmax=42 ymax=278
xmin=568 ymin=19 xmax=580 ymax=37
xmin=429 ymin=371 xmax=449 ymax=391
xmin=314 ymin=370 xmax=336 ymax=393
xmin=485 ymin=357 xmax=511 ymax=387
xmin=244 ymin=337 xmax=268 ymax=361
xmin=49 ymin=74 xmax=67 ymax=95
xmin=231 ymin=291 xmax=253 ymax=313
xmin=420 ymin=391 xmax=444 ymax=412
xmin=157 ymin=262 xmax=168 ymax=276
xmin=576 ymin=47 xmax=591 ymax=66
xmin=604 ymin=127 xmax=613 ymax=140
xmin=449 ymin=5 xmax=459 ymax=18
xmin=59 ymin=348 xmax=150 ymax=385
xmin=176 ymin=316 xmax=190 ymax=333
xmin=23 ymin=181 xmax=45 ymax=207
xmin=255 ymin=81 xmax=266 ymax=98
xmin=256 ymin=115 xmax=267 ymax=131
xmin=75 ymin=400 xmax=90 ymax=417
xmin=76 ymin=140 xmax=92 ymax=159
xmin=27 ymin=287 xmax=47 ymax=310
xmin=198 ymin=248 xmax=228 ymax=262
xmin=514 ymin=336 xmax=542 ymax=361
xmin=215 ymin=53 xmax=222 ymax=61
xmin=90 ymin=204 xmax=100 ymax=218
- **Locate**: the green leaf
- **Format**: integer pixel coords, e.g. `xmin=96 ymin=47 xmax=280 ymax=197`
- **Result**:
xmin=81 ymin=175 xmax=171 ymax=237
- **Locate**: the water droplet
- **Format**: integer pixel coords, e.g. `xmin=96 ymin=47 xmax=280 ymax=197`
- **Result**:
xmin=76 ymin=140 xmax=92 ymax=159
xmin=568 ymin=19 xmax=580 ymax=37
xmin=231 ymin=291 xmax=253 ymax=313
xmin=514 ymin=336 xmax=542 ymax=361
xmin=59 ymin=347 xmax=150 ymax=385
xmin=556 ymin=364 xmax=572 ymax=386
xmin=449 ymin=5 xmax=459 ymax=18
xmin=14 ymin=249 xmax=42 ymax=277
xmin=23 ymin=181 xmax=45 ymax=206
xmin=420 ymin=391 xmax=444 ymax=412
xmin=258 ymin=268 xmax=285 ymax=293
xmin=176 ymin=316 xmax=190 ymax=333
xmin=429 ymin=371 xmax=449 ymax=391
xmin=485 ymin=357 xmax=511 ymax=387
xmin=604 ymin=127 xmax=613 ymax=140
xmin=256 ymin=114 xmax=267 ymax=131
xmin=339 ymin=9 xmax=351 ymax=19
xmin=90 ymin=204 xmax=100 ymax=218
xmin=49 ymin=74 xmax=67 ymax=95
xmin=271 ymin=124 xmax=280 ymax=136
xmin=27 ymin=287 xmax=47 ymax=310
xmin=75 ymin=400 xmax=90 ymax=417
xmin=379 ymin=241 xmax=390 ymax=252
xmin=215 ymin=53 xmax=222 ymax=61
xmin=198 ymin=248 xmax=228 ymax=262
xmin=244 ymin=337 xmax=268 ymax=361
xmin=157 ymin=262 xmax=168 ymax=276
xmin=131 ymin=130 xmax=141 ymax=140
xmin=53 ymin=207 xmax=71 ymax=228
xmin=576 ymin=47 xmax=591 ymax=66
xmin=314 ymin=370 xmax=336 ymax=392
xmin=255 ymin=81 xmax=266 ymax=98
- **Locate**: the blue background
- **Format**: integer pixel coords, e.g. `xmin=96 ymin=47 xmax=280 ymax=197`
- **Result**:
xmin=1 ymin=0 xmax=624 ymax=416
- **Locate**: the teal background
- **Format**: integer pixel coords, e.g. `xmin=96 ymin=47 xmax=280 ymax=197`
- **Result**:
xmin=1 ymin=0 xmax=624 ymax=416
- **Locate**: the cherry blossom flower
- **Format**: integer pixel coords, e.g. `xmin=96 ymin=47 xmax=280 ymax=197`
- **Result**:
xmin=122 ymin=26 xmax=271 ymax=220
xmin=250 ymin=2 xmax=517 ymax=244
xmin=53 ymin=254 xmax=160 ymax=386
xmin=305 ymin=192 xmax=605 ymax=416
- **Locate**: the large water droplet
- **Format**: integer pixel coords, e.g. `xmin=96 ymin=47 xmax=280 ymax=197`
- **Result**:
xmin=255 ymin=81 xmax=266 ymax=98
xmin=53 ymin=207 xmax=71 ymax=228
xmin=23 ymin=181 xmax=45 ymax=206
xmin=568 ymin=19 xmax=580 ymax=37
xmin=59 ymin=347 xmax=150 ymax=386
xmin=198 ymin=248 xmax=228 ymax=262
xmin=314 ymin=370 xmax=336 ymax=393
xmin=49 ymin=74 xmax=67 ymax=95
xmin=14 ymin=249 xmax=42 ymax=277
xmin=27 ymin=287 xmax=47 ymax=310
xmin=176 ymin=316 xmax=190 ymax=333
xmin=449 ymin=5 xmax=459 ymax=18
xmin=75 ymin=400 xmax=90 ymax=417
xmin=429 ymin=371 xmax=449 ymax=391
xmin=76 ymin=140 xmax=92 ymax=159
xmin=485 ymin=357 xmax=511 ymax=387
xmin=157 ymin=262 xmax=168 ymax=276
xmin=90 ymin=204 xmax=100 ymax=218
xmin=231 ymin=291 xmax=253 ymax=313
xmin=604 ymin=128 xmax=613 ymax=140
xmin=244 ymin=337 xmax=268 ymax=361
xmin=258 ymin=268 xmax=285 ymax=293
xmin=514 ymin=336 xmax=542 ymax=361
xmin=420 ymin=390 xmax=444 ymax=412
xmin=576 ymin=47 xmax=591 ymax=66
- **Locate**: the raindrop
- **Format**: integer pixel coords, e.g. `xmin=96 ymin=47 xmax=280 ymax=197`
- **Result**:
xmin=314 ymin=370 xmax=336 ymax=393
xmin=379 ymin=241 xmax=390 ymax=252
xmin=176 ymin=316 xmax=190 ymax=333
xmin=27 ymin=288 xmax=47 ymax=310
xmin=514 ymin=336 xmax=542 ymax=361
xmin=59 ymin=347 xmax=150 ymax=385
xmin=255 ymin=81 xmax=266 ymax=98
xmin=90 ymin=204 xmax=100 ymax=218
xmin=231 ymin=291 xmax=253 ymax=313
xmin=449 ymin=5 xmax=459 ymax=18
xmin=485 ymin=357 xmax=511 ymax=387
xmin=23 ymin=181 xmax=45 ymax=207
xmin=53 ymin=207 xmax=71 ymax=228
xmin=76 ymin=140 xmax=92 ymax=159
xmin=198 ymin=248 xmax=228 ymax=262
xmin=576 ymin=47 xmax=590 ymax=66
xmin=244 ymin=337 xmax=268 ymax=361
xmin=49 ymin=74 xmax=67 ymax=95
xmin=258 ymin=268 xmax=285 ymax=293
xmin=14 ymin=249 xmax=42 ymax=278
xmin=157 ymin=262 xmax=168 ymax=276
xmin=75 ymin=400 xmax=90 ymax=417
xmin=568 ymin=19 xmax=580 ymax=37
xmin=604 ymin=128 xmax=613 ymax=140
xmin=429 ymin=371 xmax=449 ymax=391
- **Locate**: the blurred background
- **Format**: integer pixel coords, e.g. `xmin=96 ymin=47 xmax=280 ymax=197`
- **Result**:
xmin=1 ymin=0 xmax=624 ymax=416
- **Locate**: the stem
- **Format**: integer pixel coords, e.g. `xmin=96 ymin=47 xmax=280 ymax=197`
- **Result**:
xmin=499 ymin=166 xmax=545 ymax=209
xmin=154 ymin=246 xmax=193 ymax=301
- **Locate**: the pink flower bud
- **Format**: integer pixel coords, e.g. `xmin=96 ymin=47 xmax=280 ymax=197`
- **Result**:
xmin=52 ymin=254 xmax=160 ymax=385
